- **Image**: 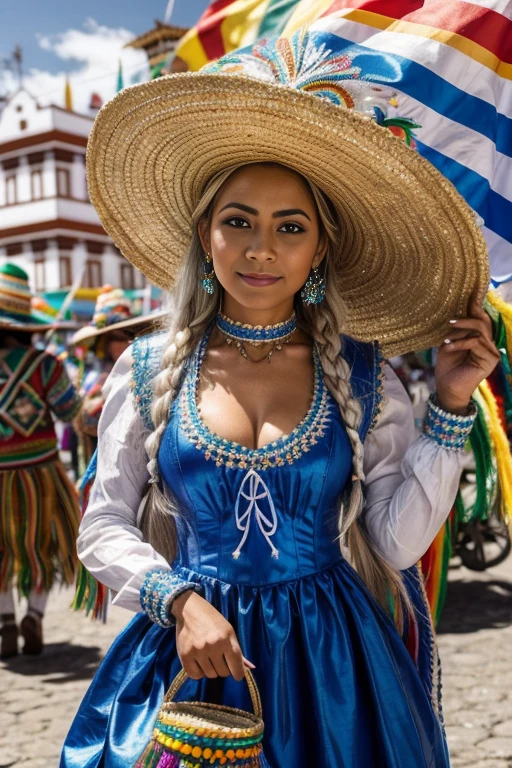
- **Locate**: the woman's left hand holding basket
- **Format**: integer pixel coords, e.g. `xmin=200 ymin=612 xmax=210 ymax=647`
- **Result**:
xmin=171 ymin=591 xmax=255 ymax=681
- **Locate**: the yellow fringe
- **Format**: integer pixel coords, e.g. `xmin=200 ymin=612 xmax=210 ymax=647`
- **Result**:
xmin=477 ymin=379 xmax=512 ymax=529
xmin=486 ymin=290 xmax=512 ymax=360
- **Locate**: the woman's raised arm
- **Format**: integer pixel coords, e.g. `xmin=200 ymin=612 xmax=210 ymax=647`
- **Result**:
xmin=362 ymin=364 xmax=472 ymax=571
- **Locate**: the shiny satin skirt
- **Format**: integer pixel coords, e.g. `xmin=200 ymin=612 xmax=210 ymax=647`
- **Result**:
xmin=60 ymin=561 xmax=450 ymax=767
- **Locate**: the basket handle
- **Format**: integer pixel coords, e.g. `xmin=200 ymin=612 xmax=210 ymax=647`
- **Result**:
xmin=164 ymin=668 xmax=262 ymax=719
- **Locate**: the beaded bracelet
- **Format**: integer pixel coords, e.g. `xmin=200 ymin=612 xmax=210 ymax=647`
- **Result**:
xmin=421 ymin=394 xmax=477 ymax=452
xmin=140 ymin=568 xmax=202 ymax=628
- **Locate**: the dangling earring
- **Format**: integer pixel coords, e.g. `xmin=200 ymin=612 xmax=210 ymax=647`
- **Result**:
xmin=201 ymin=252 xmax=216 ymax=295
xmin=301 ymin=264 xmax=326 ymax=305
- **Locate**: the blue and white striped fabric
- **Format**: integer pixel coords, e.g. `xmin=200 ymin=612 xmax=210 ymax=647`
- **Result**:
xmin=300 ymin=1 xmax=512 ymax=283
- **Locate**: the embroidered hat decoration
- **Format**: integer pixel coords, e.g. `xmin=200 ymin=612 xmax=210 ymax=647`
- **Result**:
xmin=86 ymin=29 xmax=489 ymax=356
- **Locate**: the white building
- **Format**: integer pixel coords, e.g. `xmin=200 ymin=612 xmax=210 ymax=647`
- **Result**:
xmin=0 ymin=89 xmax=145 ymax=296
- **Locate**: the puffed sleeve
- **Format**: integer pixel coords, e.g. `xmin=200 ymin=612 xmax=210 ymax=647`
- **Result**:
xmin=76 ymin=346 xmax=171 ymax=613
xmin=362 ymin=364 xmax=471 ymax=570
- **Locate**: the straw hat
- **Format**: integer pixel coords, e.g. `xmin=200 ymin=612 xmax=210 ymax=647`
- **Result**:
xmin=0 ymin=263 xmax=56 ymax=332
xmin=86 ymin=30 xmax=489 ymax=356
xmin=72 ymin=286 xmax=165 ymax=345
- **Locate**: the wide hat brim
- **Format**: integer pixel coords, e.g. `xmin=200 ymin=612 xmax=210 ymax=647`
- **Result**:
xmin=0 ymin=312 xmax=57 ymax=332
xmin=0 ymin=320 xmax=54 ymax=332
xmin=72 ymin=311 xmax=167 ymax=346
xmin=87 ymin=72 xmax=489 ymax=356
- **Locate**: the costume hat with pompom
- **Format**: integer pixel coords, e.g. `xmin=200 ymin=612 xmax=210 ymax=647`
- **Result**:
xmin=72 ymin=285 xmax=165 ymax=345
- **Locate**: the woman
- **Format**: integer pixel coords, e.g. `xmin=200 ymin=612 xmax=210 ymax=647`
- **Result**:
xmin=61 ymin=32 xmax=497 ymax=767
xmin=0 ymin=263 xmax=82 ymax=658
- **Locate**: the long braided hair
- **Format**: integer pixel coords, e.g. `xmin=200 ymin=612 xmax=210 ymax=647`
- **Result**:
xmin=140 ymin=163 xmax=410 ymax=629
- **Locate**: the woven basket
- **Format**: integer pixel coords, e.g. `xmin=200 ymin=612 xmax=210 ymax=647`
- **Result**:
xmin=134 ymin=669 xmax=268 ymax=768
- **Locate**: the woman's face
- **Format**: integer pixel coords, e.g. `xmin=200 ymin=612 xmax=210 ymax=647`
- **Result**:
xmin=200 ymin=163 xmax=326 ymax=315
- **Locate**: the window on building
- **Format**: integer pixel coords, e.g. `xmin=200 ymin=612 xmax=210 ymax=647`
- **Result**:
xmin=32 ymin=239 xmax=46 ymax=255
xmin=6 ymin=243 xmax=22 ymax=257
xmin=28 ymin=152 xmax=45 ymax=166
xmin=85 ymin=259 xmax=102 ymax=288
xmin=54 ymin=149 xmax=74 ymax=163
xmin=19 ymin=119 xmax=27 ymax=131
xmin=31 ymin=170 xmax=43 ymax=200
xmin=134 ymin=268 xmax=147 ymax=289
xmin=3 ymin=157 xmax=19 ymax=171
xmin=86 ymin=240 xmax=104 ymax=256
xmin=59 ymin=256 xmax=72 ymax=288
xmin=5 ymin=175 xmax=17 ymax=205
xmin=56 ymin=167 xmax=71 ymax=198
xmin=120 ymin=262 xmax=135 ymax=290
xmin=35 ymin=259 xmax=45 ymax=292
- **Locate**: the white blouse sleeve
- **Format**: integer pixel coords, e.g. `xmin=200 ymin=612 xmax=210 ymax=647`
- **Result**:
xmin=362 ymin=364 xmax=466 ymax=570
xmin=77 ymin=346 xmax=171 ymax=613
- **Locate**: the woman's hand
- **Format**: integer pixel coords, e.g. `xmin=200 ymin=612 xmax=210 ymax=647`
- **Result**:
xmin=171 ymin=591 xmax=253 ymax=681
xmin=435 ymin=291 xmax=501 ymax=414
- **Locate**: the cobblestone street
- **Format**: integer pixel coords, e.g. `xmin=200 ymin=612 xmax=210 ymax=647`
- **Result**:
xmin=1 ymin=557 xmax=511 ymax=768
xmin=437 ymin=556 xmax=512 ymax=768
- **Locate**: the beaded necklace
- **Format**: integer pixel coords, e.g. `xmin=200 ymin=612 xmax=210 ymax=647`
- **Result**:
xmin=215 ymin=312 xmax=297 ymax=363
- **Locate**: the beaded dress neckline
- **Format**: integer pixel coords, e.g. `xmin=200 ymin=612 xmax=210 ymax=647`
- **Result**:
xmin=178 ymin=331 xmax=333 ymax=472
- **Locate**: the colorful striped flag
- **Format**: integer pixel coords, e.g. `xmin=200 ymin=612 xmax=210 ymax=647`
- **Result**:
xmin=177 ymin=0 xmax=301 ymax=69
xmin=176 ymin=0 xmax=512 ymax=283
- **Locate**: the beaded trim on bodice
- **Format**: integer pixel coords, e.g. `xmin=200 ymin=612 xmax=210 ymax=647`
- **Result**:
xmin=178 ymin=333 xmax=333 ymax=472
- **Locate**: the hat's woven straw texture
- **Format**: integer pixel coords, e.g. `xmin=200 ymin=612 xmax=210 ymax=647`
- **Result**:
xmin=87 ymin=73 xmax=489 ymax=356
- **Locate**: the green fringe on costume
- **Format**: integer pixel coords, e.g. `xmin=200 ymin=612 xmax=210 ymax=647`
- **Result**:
xmin=460 ymin=396 xmax=498 ymax=523
xmin=71 ymin=449 xmax=109 ymax=621
xmin=71 ymin=561 xmax=108 ymax=620
xmin=0 ymin=459 xmax=80 ymax=596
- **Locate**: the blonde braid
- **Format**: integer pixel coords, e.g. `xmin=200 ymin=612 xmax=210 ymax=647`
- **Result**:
xmin=311 ymin=296 xmax=411 ymax=631
xmin=312 ymin=304 xmax=365 ymax=520
xmin=145 ymin=327 xmax=194 ymax=480
xmin=140 ymin=327 xmax=199 ymax=562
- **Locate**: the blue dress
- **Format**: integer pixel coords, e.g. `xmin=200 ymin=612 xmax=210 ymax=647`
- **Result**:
xmin=61 ymin=334 xmax=450 ymax=768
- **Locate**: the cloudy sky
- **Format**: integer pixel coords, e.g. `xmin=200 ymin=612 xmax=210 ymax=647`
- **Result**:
xmin=0 ymin=1 xmax=210 ymax=113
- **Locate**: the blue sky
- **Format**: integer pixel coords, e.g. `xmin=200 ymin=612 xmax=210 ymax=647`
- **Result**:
xmin=1 ymin=1 xmax=210 ymax=74
xmin=0 ymin=1 xmax=210 ymax=111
